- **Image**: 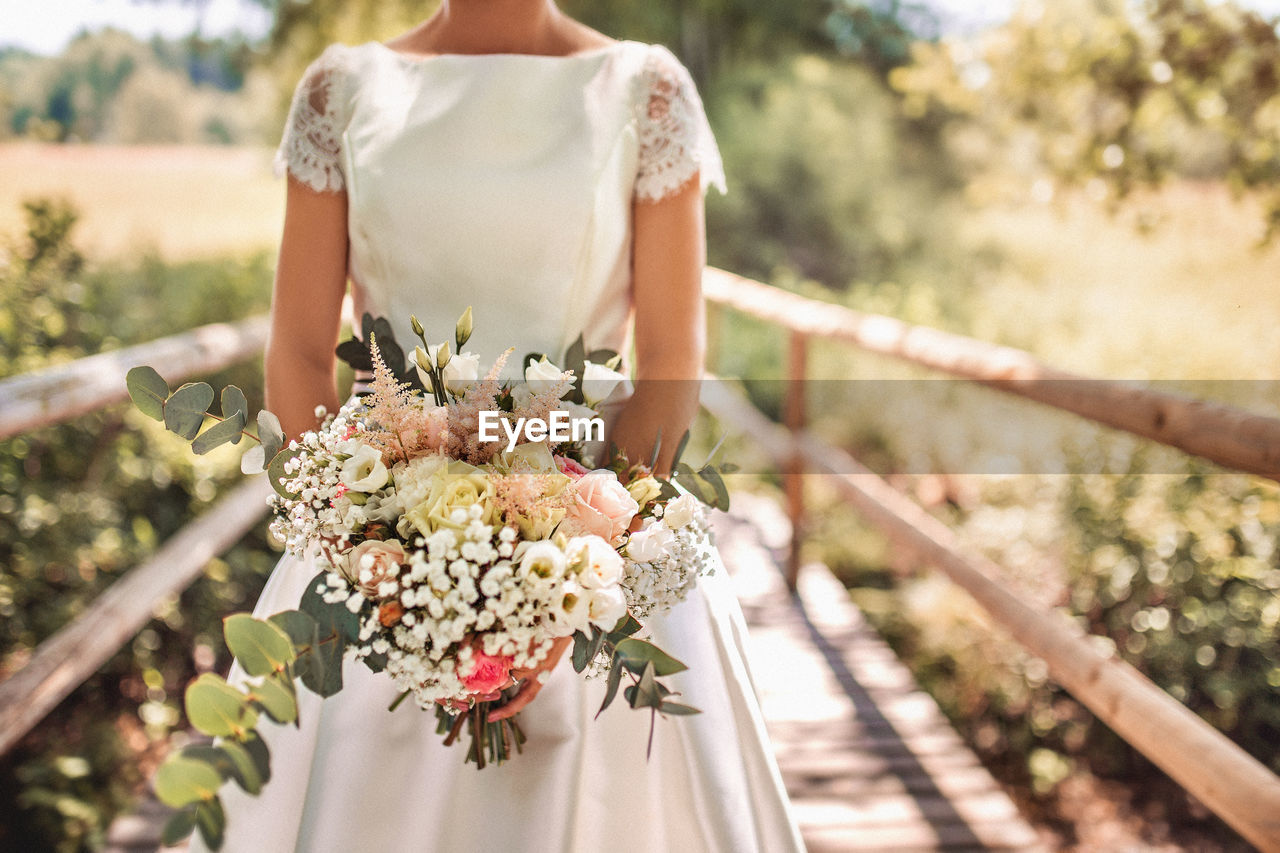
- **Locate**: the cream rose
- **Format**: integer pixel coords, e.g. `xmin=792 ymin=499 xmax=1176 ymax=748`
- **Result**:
xmin=626 ymin=475 xmax=663 ymax=507
xmin=581 ymin=360 xmax=626 ymax=406
xmin=403 ymin=462 xmax=496 ymax=536
xmin=560 ymin=470 xmax=639 ymax=543
xmin=625 ymin=518 xmax=677 ymax=563
xmin=344 ymin=539 xmax=406 ymax=599
xmin=340 ymin=443 xmax=389 ymax=492
xmin=663 ymin=493 xmax=700 ymax=528
xmin=524 ymin=356 xmax=570 ymax=396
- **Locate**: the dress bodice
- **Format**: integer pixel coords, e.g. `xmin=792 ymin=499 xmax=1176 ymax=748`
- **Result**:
xmin=274 ymin=39 xmax=726 ymax=371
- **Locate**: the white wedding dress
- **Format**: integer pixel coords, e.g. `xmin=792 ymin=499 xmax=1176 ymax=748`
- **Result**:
xmin=191 ymin=38 xmax=805 ymax=853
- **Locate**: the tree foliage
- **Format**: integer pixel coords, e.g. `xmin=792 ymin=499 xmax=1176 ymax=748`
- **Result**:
xmin=892 ymin=0 xmax=1280 ymax=235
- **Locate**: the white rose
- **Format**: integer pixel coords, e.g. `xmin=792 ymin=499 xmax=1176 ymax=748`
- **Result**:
xmin=524 ymin=356 xmax=569 ymax=396
xmin=443 ymin=351 xmax=481 ymax=392
xmin=585 ymin=585 xmax=628 ymax=630
xmin=340 ymin=444 xmax=389 ymax=492
xmin=569 ymin=534 xmax=624 ymax=589
xmin=581 ymin=360 xmax=626 ymax=406
xmin=663 ymin=493 xmax=700 ymax=529
xmin=625 ymin=519 xmax=677 ymax=563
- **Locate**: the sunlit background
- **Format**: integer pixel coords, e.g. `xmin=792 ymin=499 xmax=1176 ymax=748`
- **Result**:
xmin=2 ymin=1 xmax=1280 ymax=851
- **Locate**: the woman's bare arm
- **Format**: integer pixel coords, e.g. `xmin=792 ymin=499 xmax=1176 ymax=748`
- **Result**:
xmin=265 ymin=175 xmax=350 ymax=441
xmin=606 ymin=174 xmax=707 ymax=475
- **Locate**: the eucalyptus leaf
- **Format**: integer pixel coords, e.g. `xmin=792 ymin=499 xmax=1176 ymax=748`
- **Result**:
xmin=163 ymin=382 xmax=214 ymax=440
xmin=220 ymin=385 xmax=248 ymax=423
xmin=247 ymin=673 xmax=297 ymax=725
xmin=596 ymin=656 xmax=625 ymax=718
xmin=240 ymin=731 xmax=272 ymax=786
xmin=624 ymin=661 xmax=664 ymax=710
xmin=257 ymin=410 xmax=285 ymax=460
xmin=218 ymin=739 xmax=265 ymax=794
xmin=267 ymin=445 xmax=304 ymax=499
xmin=335 ymin=337 xmax=373 ymax=372
xmin=300 ymin=573 xmax=360 ymax=644
xmin=195 ymin=797 xmax=226 ymax=850
xmin=125 ymin=366 xmax=168 ymax=421
xmin=267 ymin=609 xmax=319 ymax=648
xmin=671 ymin=430 xmax=692 ymax=470
xmin=224 ymin=614 xmax=296 ymax=677
xmin=571 ymin=629 xmax=592 ymax=674
xmin=154 ymin=755 xmax=223 ymax=808
xmin=185 ymin=673 xmax=258 ymax=738
xmin=614 ymin=638 xmax=689 ymax=676
xmin=161 ymin=807 xmax=197 ymax=846
xmin=191 ymin=411 xmax=247 ymax=455
xmin=698 ymin=464 xmax=731 ymax=510
xmin=659 ymin=700 xmax=701 ymax=716
xmin=605 ymin=613 xmax=641 ymax=643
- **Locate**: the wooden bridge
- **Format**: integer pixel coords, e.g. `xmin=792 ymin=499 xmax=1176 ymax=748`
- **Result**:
xmin=4 ymin=269 xmax=1280 ymax=851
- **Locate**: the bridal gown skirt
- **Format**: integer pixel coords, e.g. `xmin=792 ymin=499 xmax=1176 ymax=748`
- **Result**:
xmin=190 ymin=539 xmax=806 ymax=853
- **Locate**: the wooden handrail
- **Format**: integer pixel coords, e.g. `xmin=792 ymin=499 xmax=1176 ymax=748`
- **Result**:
xmin=0 ymin=477 xmax=272 ymax=756
xmin=0 ymin=314 xmax=269 ymax=440
xmin=699 ymin=378 xmax=1280 ymax=852
xmin=703 ymin=268 xmax=1280 ymax=482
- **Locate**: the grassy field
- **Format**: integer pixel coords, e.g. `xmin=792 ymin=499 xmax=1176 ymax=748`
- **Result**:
xmin=961 ymin=182 xmax=1280 ymax=381
xmin=3 ymin=142 xmax=1276 ymax=384
xmin=0 ymin=143 xmax=283 ymax=261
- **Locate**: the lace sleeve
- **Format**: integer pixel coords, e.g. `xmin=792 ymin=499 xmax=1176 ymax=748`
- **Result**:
xmin=633 ymin=45 xmax=728 ymax=204
xmin=273 ymin=45 xmax=353 ymax=193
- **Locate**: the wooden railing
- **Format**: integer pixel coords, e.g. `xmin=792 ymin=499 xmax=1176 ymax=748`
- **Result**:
xmin=699 ymin=267 xmax=1280 ymax=852
xmin=1 ymin=271 xmax=1278 ymax=850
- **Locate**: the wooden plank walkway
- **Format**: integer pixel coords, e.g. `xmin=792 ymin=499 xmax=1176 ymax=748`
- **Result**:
xmin=717 ymin=493 xmax=1045 ymax=852
xmin=106 ymin=493 xmax=1044 ymax=852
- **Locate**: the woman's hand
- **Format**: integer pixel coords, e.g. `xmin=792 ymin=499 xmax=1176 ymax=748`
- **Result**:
xmin=486 ymin=635 xmax=573 ymax=722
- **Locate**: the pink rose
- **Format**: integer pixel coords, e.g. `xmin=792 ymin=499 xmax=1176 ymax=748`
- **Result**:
xmin=555 ymin=455 xmax=591 ymax=480
xmin=344 ymin=539 xmax=407 ymax=599
xmin=461 ymin=648 xmax=514 ymax=695
xmin=560 ymin=470 xmax=639 ymax=544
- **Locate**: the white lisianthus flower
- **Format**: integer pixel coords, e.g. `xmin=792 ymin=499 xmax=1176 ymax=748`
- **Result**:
xmin=626 ymin=518 xmax=677 ymax=562
xmin=569 ymin=535 xmax=624 ymax=589
xmin=340 ymin=444 xmax=389 ymax=492
xmin=585 ymin=585 xmax=628 ymax=629
xmin=525 ymin=356 xmax=568 ymax=395
xmin=519 ymin=540 xmax=567 ymax=579
xmin=546 ymin=577 xmax=592 ymax=637
xmin=581 ymin=360 xmax=626 ymax=406
xmin=663 ymin=493 xmax=701 ymax=529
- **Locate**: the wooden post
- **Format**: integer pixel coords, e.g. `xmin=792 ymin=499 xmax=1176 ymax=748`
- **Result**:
xmin=784 ymin=330 xmax=807 ymax=590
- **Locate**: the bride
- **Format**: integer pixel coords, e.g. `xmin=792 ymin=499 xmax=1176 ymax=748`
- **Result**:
xmin=192 ymin=2 xmax=806 ymax=850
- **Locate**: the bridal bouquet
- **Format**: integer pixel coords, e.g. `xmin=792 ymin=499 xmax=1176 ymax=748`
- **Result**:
xmin=126 ymin=310 xmax=732 ymax=849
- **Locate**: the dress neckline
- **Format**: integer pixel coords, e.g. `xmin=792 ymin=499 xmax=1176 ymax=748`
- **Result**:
xmin=365 ymin=39 xmax=632 ymax=65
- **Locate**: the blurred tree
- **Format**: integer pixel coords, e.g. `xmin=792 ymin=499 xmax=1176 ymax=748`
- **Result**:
xmin=0 ymin=29 xmax=269 ymax=143
xmin=892 ymin=0 xmax=1280 ymax=236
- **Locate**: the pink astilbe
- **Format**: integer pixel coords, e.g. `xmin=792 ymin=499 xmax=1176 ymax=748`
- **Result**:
xmin=510 ymin=372 xmax=575 ymax=442
xmin=448 ymin=348 xmax=512 ymax=464
xmin=362 ymin=336 xmax=442 ymax=464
